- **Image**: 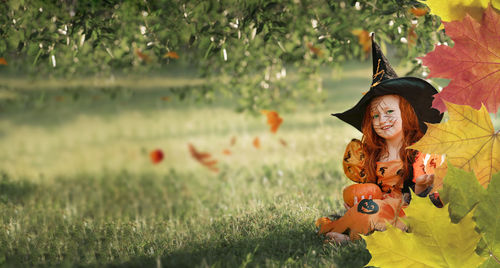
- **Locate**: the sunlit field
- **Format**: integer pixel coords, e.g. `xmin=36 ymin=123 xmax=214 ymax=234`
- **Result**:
xmin=1 ymin=62 xmax=498 ymax=267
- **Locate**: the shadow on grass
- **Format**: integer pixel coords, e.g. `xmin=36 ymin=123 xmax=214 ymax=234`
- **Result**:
xmin=110 ymin=224 xmax=371 ymax=268
xmin=0 ymin=172 xmax=36 ymax=204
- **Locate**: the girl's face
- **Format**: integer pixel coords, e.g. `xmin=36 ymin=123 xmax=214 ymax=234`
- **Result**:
xmin=370 ymin=95 xmax=403 ymax=141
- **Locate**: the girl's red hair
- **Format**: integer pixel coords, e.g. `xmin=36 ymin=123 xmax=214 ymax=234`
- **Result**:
xmin=361 ymin=95 xmax=423 ymax=181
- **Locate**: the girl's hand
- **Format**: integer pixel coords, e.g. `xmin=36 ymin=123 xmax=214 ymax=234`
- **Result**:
xmin=415 ymin=174 xmax=434 ymax=196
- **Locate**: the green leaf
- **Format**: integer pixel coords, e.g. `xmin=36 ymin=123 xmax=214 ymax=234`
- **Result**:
xmin=475 ymin=171 xmax=500 ymax=266
xmin=439 ymin=162 xmax=486 ymax=223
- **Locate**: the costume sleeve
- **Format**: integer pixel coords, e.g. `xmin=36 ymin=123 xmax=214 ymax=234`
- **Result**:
xmin=342 ymin=139 xmax=376 ymax=183
xmin=412 ymin=152 xmax=446 ymax=208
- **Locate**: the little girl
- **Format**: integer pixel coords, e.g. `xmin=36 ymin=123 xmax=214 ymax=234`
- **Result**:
xmin=316 ymin=34 xmax=444 ymax=243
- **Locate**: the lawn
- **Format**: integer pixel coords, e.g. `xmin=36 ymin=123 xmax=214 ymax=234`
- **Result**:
xmin=0 ymin=61 xmax=481 ymax=267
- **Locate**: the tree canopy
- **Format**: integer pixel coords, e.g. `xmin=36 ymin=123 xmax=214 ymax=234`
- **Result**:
xmin=0 ymin=0 xmax=447 ymax=112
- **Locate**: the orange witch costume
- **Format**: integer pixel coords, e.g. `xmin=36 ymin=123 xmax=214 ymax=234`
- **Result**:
xmin=316 ymin=34 xmax=444 ymax=240
xmin=316 ymin=139 xmax=444 ymax=240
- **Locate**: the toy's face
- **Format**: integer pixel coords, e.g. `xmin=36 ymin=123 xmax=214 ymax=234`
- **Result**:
xmin=370 ymin=95 xmax=403 ymax=141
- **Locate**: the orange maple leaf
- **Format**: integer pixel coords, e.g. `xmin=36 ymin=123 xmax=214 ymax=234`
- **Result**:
xmin=253 ymin=137 xmax=260 ymax=149
xmin=261 ymin=110 xmax=283 ymax=134
xmin=351 ymin=29 xmax=371 ymax=54
xmin=409 ymin=7 xmax=428 ymax=17
xmin=279 ymin=138 xmax=287 ymax=147
xmin=134 ymin=48 xmax=151 ymax=63
xmin=188 ymin=143 xmax=218 ymax=172
xmin=407 ymin=25 xmax=417 ymax=47
xmin=230 ymin=136 xmax=237 ymax=146
xmin=421 ymin=5 xmax=500 ymax=113
xmin=222 ymin=149 xmax=231 ymax=155
xmin=150 ymin=149 xmax=164 ymax=164
xmin=0 ymin=57 xmax=7 ymax=65
xmin=307 ymin=43 xmax=323 ymax=56
xmin=163 ymin=51 xmax=179 ymax=59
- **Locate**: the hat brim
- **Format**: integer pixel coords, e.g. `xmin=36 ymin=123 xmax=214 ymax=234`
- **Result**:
xmin=332 ymin=77 xmax=443 ymax=134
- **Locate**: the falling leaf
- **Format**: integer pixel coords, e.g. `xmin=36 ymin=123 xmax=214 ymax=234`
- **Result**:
xmin=150 ymin=149 xmax=164 ymax=164
xmin=306 ymin=42 xmax=323 ymax=56
xmin=409 ymin=102 xmax=500 ymax=188
xmin=279 ymin=138 xmax=287 ymax=147
xmin=134 ymin=48 xmax=151 ymax=63
xmin=0 ymin=57 xmax=7 ymax=65
xmin=261 ymin=110 xmax=283 ymax=134
xmin=161 ymin=96 xmax=170 ymax=101
xmin=163 ymin=51 xmax=179 ymax=59
xmin=418 ymin=0 xmax=499 ymax=25
xmin=421 ymin=6 xmax=500 ymax=113
xmin=365 ymin=194 xmax=486 ymax=267
xmin=253 ymin=137 xmax=260 ymax=149
xmin=351 ymin=29 xmax=371 ymax=54
xmin=188 ymin=143 xmax=219 ymax=172
xmin=222 ymin=149 xmax=231 ymax=155
xmin=407 ymin=25 xmax=417 ymax=47
xmin=230 ymin=136 xmax=237 ymax=146
xmin=409 ymin=7 xmax=428 ymax=17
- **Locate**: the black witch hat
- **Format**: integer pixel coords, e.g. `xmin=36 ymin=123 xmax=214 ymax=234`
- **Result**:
xmin=332 ymin=33 xmax=442 ymax=133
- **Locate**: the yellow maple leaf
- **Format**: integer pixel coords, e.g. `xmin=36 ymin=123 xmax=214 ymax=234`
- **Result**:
xmin=409 ymin=102 xmax=500 ymax=188
xmin=365 ymin=194 xmax=485 ymax=267
xmin=419 ymin=0 xmax=500 ymax=28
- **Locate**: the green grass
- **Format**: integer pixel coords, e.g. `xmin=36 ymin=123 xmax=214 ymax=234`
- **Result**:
xmin=1 ymin=62 xmax=496 ymax=267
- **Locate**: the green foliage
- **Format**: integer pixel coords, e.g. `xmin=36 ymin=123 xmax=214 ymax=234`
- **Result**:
xmin=0 ymin=0 xmax=448 ymax=112
xmin=475 ymin=172 xmax=500 ymax=266
xmin=440 ymin=163 xmax=485 ymax=223
xmin=436 ymin=167 xmax=500 ymax=267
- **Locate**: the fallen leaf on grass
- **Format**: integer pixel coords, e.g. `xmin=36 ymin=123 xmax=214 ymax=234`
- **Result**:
xmin=161 ymin=96 xmax=170 ymax=101
xmin=163 ymin=51 xmax=179 ymax=59
xmin=0 ymin=57 xmax=7 ymax=65
xmin=253 ymin=137 xmax=260 ymax=149
xmin=188 ymin=143 xmax=219 ymax=172
xmin=150 ymin=149 xmax=164 ymax=164
xmin=261 ymin=110 xmax=283 ymax=133
xmin=55 ymin=96 xmax=64 ymax=102
xmin=409 ymin=102 xmax=500 ymax=188
xmin=421 ymin=5 xmax=500 ymax=113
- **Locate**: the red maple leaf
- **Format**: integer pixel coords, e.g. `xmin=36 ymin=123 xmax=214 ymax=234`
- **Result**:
xmin=420 ymin=5 xmax=500 ymax=114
